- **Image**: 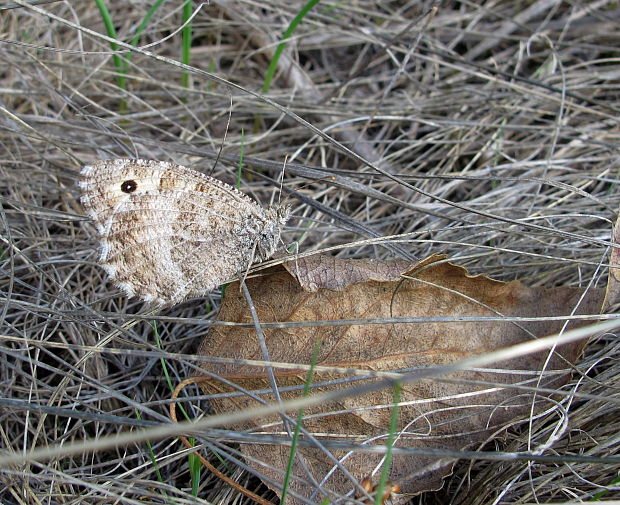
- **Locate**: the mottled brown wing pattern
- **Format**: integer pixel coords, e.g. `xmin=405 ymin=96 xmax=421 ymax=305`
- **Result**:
xmin=79 ymin=159 xmax=289 ymax=306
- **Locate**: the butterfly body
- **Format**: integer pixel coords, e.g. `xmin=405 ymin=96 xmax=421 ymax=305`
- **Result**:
xmin=79 ymin=159 xmax=289 ymax=306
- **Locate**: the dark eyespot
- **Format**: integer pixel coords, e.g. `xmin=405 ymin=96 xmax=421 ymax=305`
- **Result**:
xmin=121 ymin=180 xmax=138 ymax=193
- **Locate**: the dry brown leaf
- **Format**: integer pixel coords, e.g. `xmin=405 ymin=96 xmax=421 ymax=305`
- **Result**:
xmin=603 ymin=212 xmax=620 ymax=312
xmin=196 ymin=255 xmax=604 ymax=504
xmin=283 ymin=254 xmax=412 ymax=291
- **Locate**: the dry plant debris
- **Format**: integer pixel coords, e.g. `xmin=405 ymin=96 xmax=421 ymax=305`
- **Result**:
xmin=0 ymin=1 xmax=619 ymax=504
xmin=196 ymin=253 xmax=607 ymax=503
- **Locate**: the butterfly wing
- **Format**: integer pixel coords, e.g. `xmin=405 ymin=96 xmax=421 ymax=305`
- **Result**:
xmin=79 ymin=159 xmax=285 ymax=306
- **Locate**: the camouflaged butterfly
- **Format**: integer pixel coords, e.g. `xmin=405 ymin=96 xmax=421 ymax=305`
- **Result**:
xmin=79 ymin=159 xmax=289 ymax=306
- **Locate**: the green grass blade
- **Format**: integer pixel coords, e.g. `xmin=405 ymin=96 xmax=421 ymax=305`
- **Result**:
xmin=152 ymin=321 xmax=175 ymax=395
xmin=262 ymin=0 xmax=322 ymax=94
xmin=591 ymin=471 xmax=620 ymax=500
xmin=152 ymin=321 xmax=202 ymax=495
xmin=188 ymin=436 xmax=202 ymax=496
xmin=374 ymin=380 xmax=401 ymax=505
xmin=93 ymin=0 xmax=126 ymax=93
xmin=280 ymin=339 xmax=321 ymax=503
xmin=129 ymin=0 xmax=168 ymax=47
xmin=94 ymin=0 xmax=169 ymax=112
xmin=134 ymin=409 xmax=167 ymax=498
xmin=180 ymin=0 xmax=193 ymax=88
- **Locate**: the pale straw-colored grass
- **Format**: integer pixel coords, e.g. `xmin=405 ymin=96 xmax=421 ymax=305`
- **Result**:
xmin=0 ymin=1 xmax=618 ymax=503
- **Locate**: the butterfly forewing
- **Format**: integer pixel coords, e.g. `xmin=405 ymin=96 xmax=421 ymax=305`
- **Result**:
xmin=79 ymin=159 xmax=289 ymax=306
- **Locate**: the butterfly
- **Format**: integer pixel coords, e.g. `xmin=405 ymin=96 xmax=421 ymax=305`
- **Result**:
xmin=79 ymin=159 xmax=289 ymax=306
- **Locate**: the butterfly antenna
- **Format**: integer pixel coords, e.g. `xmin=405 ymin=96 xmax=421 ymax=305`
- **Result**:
xmin=209 ymin=90 xmax=233 ymax=177
xmin=277 ymin=154 xmax=288 ymax=206
xmin=239 ymin=241 xmax=260 ymax=293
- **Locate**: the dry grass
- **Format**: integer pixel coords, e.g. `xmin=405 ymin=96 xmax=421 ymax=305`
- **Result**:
xmin=0 ymin=1 xmax=619 ymax=504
